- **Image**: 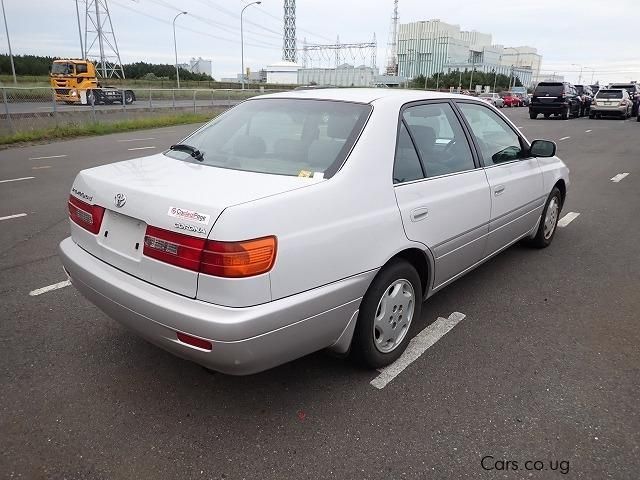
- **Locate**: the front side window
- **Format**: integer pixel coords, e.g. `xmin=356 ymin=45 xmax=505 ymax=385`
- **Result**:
xmin=165 ymin=99 xmax=371 ymax=177
xmin=402 ymin=103 xmax=475 ymax=177
xmin=75 ymin=63 xmax=88 ymax=74
xmin=457 ymin=102 xmax=524 ymax=166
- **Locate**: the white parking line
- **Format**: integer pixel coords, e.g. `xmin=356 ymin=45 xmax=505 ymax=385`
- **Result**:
xmin=127 ymin=146 xmax=156 ymax=151
xmin=32 ymin=166 xmax=52 ymax=170
xmin=117 ymin=137 xmax=156 ymax=143
xmin=585 ymin=130 xmax=592 ymax=133
xmin=29 ymin=280 xmax=72 ymax=297
xmin=559 ymin=136 xmax=571 ymax=141
xmin=558 ymin=212 xmax=580 ymax=228
xmin=29 ymin=154 xmax=67 ymax=160
xmin=611 ymin=173 xmax=630 ymax=183
xmin=0 ymin=213 xmax=27 ymax=221
xmin=370 ymin=312 xmax=466 ymax=389
xmin=0 ymin=176 xmax=34 ymax=184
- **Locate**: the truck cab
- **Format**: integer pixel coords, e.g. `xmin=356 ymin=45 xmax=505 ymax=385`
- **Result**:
xmin=50 ymin=59 xmax=99 ymax=104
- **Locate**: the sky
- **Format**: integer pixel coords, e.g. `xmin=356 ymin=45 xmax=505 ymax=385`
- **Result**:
xmin=1 ymin=0 xmax=638 ymax=85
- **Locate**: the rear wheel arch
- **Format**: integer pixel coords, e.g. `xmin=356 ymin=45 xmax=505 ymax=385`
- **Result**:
xmin=385 ymin=247 xmax=432 ymax=298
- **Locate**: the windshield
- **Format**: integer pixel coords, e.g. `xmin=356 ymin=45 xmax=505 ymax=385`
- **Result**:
xmin=575 ymin=86 xmax=584 ymax=95
xmin=535 ymin=84 xmax=564 ymax=95
xmin=51 ymin=62 xmax=74 ymax=75
xmin=597 ymin=90 xmax=623 ymax=99
xmin=165 ymin=98 xmax=371 ymax=177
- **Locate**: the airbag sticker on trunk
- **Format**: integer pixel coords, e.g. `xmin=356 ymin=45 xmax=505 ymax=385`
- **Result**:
xmin=168 ymin=207 xmax=210 ymax=225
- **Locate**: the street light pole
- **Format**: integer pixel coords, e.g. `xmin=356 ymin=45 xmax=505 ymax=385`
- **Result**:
xmin=572 ymin=63 xmax=583 ymax=84
xmin=241 ymin=1 xmax=261 ymax=90
xmin=1 ymin=0 xmax=16 ymax=84
xmin=173 ymin=11 xmax=187 ymax=89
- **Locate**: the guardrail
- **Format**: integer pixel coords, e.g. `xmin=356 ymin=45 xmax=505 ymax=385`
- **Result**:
xmin=0 ymin=86 xmax=289 ymax=137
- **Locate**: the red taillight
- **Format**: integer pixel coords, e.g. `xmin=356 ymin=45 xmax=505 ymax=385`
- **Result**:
xmin=142 ymin=225 xmax=276 ymax=278
xmin=68 ymin=195 xmax=105 ymax=234
xmin=176 ymin=331 xmax=212 ymax=351
xmin=201 ymin=236 xmax=277 ymax=278
xmin=143 ymin=226 xmax=205 ymax=271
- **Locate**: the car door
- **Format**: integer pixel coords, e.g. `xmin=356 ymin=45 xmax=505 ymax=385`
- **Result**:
xmin=393 ymin=101 xmax=491 ymax=288
xmin=455 ymin=101 xmax=545 ymax=257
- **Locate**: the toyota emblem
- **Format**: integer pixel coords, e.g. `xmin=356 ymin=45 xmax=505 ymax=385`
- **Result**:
xmin=114 ymin=193 xmax=127 ymax=208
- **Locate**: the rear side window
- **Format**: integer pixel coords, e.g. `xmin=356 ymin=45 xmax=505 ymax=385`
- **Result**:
xmin=457 ymin=102 xmax=524 ymax=165
xmin=393 ymin=124 xmax=424 ymax=184
xmin=597 ymin=90 xmax=623 ymax=99
xmin=403 ymin=103 xmax=475 ymax=177
xmin=535 ymin=83 xmax=564 ymax=96
xmin=165 ymin=99 xmax=371 ymax=177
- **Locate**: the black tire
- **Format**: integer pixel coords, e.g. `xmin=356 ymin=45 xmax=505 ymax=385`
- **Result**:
xmin=589 ymin=112 xmax=595 ymax=119
xmin=561 ymin=107 xmax=570 ymax=120
xmin=637 ymin=115 xmax=640 ymax=122
xmin=544 ymin=113 xmax=551 ymax=119
xmin=124 ymin=91 xmax=134 ymax=105
xmin=351 ymin=259 xmax=423 ymax=369
xmin=529 ymin=112 xmax=537 ymax=119
xmin=528 ymin=187 xmax=562 ymax=249
xmin=86 ymin=90 xmax=95 ymax=106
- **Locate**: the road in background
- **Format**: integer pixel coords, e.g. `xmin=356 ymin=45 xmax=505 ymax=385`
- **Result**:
xmin=1 ymin=110 xmax=639 ymax=479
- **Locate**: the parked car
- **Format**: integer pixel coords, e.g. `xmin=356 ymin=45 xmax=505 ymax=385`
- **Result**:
xmin=479 ymin=92 xmax=504 ymax=108
xmin=501 ymin=92 xmax=521 ymax=107
xmin=529 ymin=82 xmax=581 ymax=119
xmin=515 ymin=93 xmax=530 ymax=107
xmin=59 ymin=89 xmax=569 ymax=375
xmin=574 ymin=84 xmax=594 ymax=117
xmin=590 ymin=84 xmax=600 ymax=96
xmin=608 ymin=83 xmax=640 ymax=117
xmin=590 ymin=89 xmax=633 ymax=119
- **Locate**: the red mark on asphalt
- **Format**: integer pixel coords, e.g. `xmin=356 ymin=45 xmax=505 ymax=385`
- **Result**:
xmin=297 ymin=410 xmax=306 ymax=421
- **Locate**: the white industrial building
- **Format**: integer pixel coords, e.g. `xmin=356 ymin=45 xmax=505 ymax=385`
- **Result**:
xmin=265 ymin=61 xmax=300 ymax=84
xmin=298 ymin=64 xmax=377 ymax=87
xmin=397 ymin=19 xmax=543 ymax=87
xmin=189 ymin=57 xmax=213 ymax=76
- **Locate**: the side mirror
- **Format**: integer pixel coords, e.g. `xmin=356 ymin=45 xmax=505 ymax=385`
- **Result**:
xmin=530 ymin=139 xmax=556 ymax=158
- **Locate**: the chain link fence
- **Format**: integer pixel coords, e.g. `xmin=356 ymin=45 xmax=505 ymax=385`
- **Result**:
xmin=0 ymin=86 xmax=289 ymax=138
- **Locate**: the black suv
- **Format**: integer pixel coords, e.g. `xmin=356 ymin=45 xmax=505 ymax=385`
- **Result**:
xmin=608 ymin=83 xmax=640 ymax=117
xmin=575 ymin=84 xmax=594 ymax=117
xmin=529 ymin=82 xmax=581 ymax=119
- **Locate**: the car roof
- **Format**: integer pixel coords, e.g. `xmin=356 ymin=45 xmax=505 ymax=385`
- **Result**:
xmin=257 ymin=88 xmax=477 ymax=105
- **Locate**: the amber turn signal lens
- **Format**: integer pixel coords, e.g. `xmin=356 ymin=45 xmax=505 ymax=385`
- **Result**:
xmin=200 ymin=236 xmax=277 ymax=278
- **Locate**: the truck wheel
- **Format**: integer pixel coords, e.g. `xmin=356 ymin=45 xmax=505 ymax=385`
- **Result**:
xmin=124 ymin=91 xmax=134 ymax=105
xmin=86 ymin=90 xmax=95 ymax=106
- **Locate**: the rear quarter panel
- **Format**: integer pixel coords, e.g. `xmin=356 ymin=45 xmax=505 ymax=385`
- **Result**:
xmin=209 ymin=100 xmax=425 ymax=301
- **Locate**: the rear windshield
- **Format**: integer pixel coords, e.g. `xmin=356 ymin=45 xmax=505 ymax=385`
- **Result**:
xmin=597 ymin=90 xmax=623 ymax=99
xmin=165 ymin=99 xmax=371 ymax=177
xmin=535 ymin=84 xmax=564 ymax=95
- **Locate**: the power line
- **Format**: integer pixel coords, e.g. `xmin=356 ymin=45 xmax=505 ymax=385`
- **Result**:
xmin=107 ymin=0 xmax=281 ymax=51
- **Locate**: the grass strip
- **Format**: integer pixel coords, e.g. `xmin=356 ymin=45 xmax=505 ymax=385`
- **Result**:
xmin=0 ymin=112 xmax=217 ymax=146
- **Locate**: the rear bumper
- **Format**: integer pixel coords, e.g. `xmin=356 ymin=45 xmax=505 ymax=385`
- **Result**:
xmin=59 ymin=237 xmax=375 ymax=375
xmin=529 ymin=104 xmax=567 ymax=113
xmin=590 ymin=105 xmax=627 ymax=114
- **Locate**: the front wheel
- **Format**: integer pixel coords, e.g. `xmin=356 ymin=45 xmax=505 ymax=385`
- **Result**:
xmin=529 ymin=112 xmax=538 ymax=119
xmin=351 ymin=259 xmax=422 ymax=369
xmin=529 ymin=187 xmax=562 ymax=248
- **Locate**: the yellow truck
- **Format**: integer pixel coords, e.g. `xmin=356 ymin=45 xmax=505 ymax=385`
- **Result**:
xmin=50 ymin=59 xmax=135 ymax=105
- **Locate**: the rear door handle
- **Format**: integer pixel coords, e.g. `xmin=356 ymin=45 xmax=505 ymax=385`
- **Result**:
xmin=494 ymin=185 xmax=506 ymax=196
xmin=410 ymin=207 xmax=429 ymax=222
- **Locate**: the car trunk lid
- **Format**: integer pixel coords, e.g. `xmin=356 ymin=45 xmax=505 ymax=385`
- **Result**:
xmin=70 ymin=153 xmax=316 ymax=297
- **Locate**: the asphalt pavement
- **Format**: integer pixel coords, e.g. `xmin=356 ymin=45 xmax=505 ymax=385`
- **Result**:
xmin=1 ymin=108 xmax=639 ymax=479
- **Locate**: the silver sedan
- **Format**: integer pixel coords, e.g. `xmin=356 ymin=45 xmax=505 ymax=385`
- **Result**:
xmin=60 ymin=89 xmax=569 ymax=374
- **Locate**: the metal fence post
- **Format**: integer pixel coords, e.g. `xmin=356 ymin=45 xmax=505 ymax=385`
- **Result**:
xmin=210 ymin=89 xmax=214 ymax=107
xmin=51 ymin=89 xmax=58 ymax=127
xmin=148 ymin=88 xmax=152 ymax=109
xmin=172 ymin=89 xmax=176 ymax=110
xmin=193 ymin=89 xmax=197 ymax=114
xmin=90 ymin=92 xmax=97 ymax=123
xmin=1 ymin=87 xmax=14 ymax=134
xmin=122 ymin=89 xmax=126 ymax=116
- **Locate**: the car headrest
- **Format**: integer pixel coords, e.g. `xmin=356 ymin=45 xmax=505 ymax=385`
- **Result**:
xmin=327 ymin=115 xmax=356 ymax=139
xmin=233 ymin=135 xmax=266 ymax=158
